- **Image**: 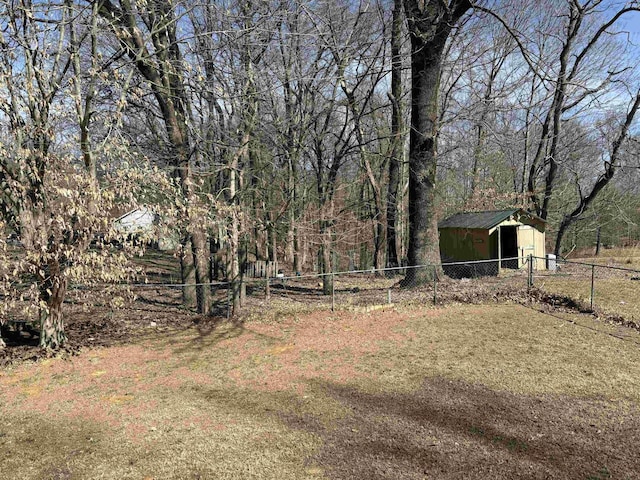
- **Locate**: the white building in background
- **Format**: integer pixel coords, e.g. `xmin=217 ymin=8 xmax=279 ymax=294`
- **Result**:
xmin=113 ymin=207 xmax=178 ymax=251
xmin=114 ymin=207 xmax=157 ymax=234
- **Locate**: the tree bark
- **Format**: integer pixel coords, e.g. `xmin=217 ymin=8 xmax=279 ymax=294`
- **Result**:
xmin=210 ymin=237 xmax=221 ymax=280
xmin=228 ymin=219 xmax=241 ymax=314
xmin=39 ymin=270 xmax=67 ymax=350
xmin=180 ymin=234 xmax=197 ymax=308
xmin=403 ymin=0 xmax=470 ymax=284
xmin=192 ymin=230 xmax=211 ymax=315
xmin=320 ymin=220 xmax=333 ymax=295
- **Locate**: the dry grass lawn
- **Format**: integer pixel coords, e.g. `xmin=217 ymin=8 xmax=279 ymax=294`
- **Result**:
xmin=2 ymin=304 xmax=640 ymax=479
xmin=536 ymin=250 xmax=640 ymax=324
xmin=568 ymin=246 xmax=640 ymax=269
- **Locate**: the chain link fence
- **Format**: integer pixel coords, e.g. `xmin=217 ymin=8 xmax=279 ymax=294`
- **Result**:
xmin=124 ymin=256 xmax=532 ymax=320
xmin=531 ymin=256 xmax=640 ymax=324
xmin=261 ymin=257 xmax=531 ymax=310
xmin=145 ymin=255 xmax=638 ymax=327
xmin=3 ymin=254 xmax=639 ymax=346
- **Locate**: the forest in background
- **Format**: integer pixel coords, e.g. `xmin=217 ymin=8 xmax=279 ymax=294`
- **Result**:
xmin=1 ymin=0 xmax=640 ymax=347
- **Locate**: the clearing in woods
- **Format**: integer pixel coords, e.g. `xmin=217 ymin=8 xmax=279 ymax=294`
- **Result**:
xmin=1 ymin=303 xmax=640 ymax=479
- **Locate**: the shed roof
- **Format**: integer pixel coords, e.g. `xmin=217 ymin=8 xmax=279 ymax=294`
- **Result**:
xmin=439 ymin=209 xmax=543 ymax=230
xmin=114 ymin=206 xmax=154 ymax=223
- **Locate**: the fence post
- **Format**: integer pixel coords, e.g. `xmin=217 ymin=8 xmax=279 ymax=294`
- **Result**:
xmin=387 ymin=289 xmax=391 ymax=305
xmin=331 ymin=272 xmax=335 ymax=312
xmin=226 ymin=282 xmax=231 ymax=319
xmin=265 ymin=276 xmax=270 ymax=300
xmin=433 ymin=265 xmax=437 ymax=305
xmin=528 ymin=254 xmax=534 ymax=288
xmin=590 ymin=264 xmax=595 ymax=311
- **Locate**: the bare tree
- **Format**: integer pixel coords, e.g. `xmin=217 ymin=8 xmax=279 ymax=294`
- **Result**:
xmin=324 ymin=4 xmax=390 ymax=272
xmin=402 ymin=0 xmax=471 ymax=283
xmin=480 ymin=0 xmax=640 ymax=221
xmin=0 ymin=0 xmax=148 ymax=348
xmin=95 ymin=0 xmax=212 ymax=313
xmin=276 ymin=5 xmax=309 ymax=274
xmin=0 ymin=0 xmax=74 ymax=348
xmin=555 ymin=92 xmax=640 ymax=254
xmin=387 ymin=0 xmax=405 ymax=269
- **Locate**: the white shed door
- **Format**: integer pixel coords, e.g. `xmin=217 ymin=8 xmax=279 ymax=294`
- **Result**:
xmin=517 ymin=225 xmax=535 ymax=267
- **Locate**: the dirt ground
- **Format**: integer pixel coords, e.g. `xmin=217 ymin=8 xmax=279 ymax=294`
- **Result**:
xmin=2 ymin=296 xmax=640 ymax=479
xmin=0 ymin=285 xmax=201 ymax=366
xmin=297 ymin=377 xmax=640 ymax=479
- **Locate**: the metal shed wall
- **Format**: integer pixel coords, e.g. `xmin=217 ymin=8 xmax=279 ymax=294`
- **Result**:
xmin=439 ymin=209 xmax=546 ymax=271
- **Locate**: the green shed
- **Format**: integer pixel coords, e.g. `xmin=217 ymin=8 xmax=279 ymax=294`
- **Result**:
xmin=439 ymin=209 xmax=546 ymax=273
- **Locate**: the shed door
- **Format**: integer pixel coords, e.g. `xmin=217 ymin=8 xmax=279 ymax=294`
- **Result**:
xmin=500 ymin=226 xmax=518 ymax=269
xmin=517 ymin=225 xmax=535 ymax=268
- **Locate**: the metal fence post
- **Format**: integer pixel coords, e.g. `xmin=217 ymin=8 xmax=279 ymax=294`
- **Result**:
xmin=590 ymin=264 xmax=595 ymax=311
xmin=387 ymin=289 xmax=391 ymax=305
xmin=528 ymin=254 xmax=534 ymax=288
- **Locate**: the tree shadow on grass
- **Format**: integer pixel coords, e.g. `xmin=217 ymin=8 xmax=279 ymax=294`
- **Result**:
xmin=174 ymin=317 xmax=245 ymax=353
xmin=279 ymin=378 xmax=640 ymax=480
xmin=169 ymin=316 xmax=285 ymax=363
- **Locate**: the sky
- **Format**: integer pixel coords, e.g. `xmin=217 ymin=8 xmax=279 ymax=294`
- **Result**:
xmin=622 ymin=11 xmax=640 ymax=41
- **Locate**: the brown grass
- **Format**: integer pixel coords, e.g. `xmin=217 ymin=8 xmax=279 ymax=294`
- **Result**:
xmin=538 ymin=274 xmax=640 ymax=322
xmin=2 ymin=304 xmax=640 ymax=479
xmin=568 ymin=246 xmax=640 ymax=268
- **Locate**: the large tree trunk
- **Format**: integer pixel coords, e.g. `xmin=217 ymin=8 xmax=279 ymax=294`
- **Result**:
xmin=228 ymin=211 xmax=241 ymax=314
xmin=286 ymin=222 xmax=301 ymax=274
xmin=287 ymin=162 xmax=301 ymax=274
xmin=404 ymin=38 xmax=446 ymax=283
xmin=210 ymin=237 xmax=221 ymax=280
xmin=19 ymin=206 xmax=70 ymax=349
xmin=180 ymin=234 xmax=197 ymax=308
xmin=39 ymin=271 xmax=67 ymax=350
xmin=269 ymin=221 xmax=277 ymax=265
xmin=174 ymin=146 xmax=211 ymax=315
xmin=373 ymin=221 xmax=385 ymax=273
xmin=171 ymin=136 xmax=211 ymax=315
xmin=192 ymin=230 xmax=211 ymax=315
xmin=403 ymin=0 xmax=470 ymax=284
xmin=320 ymin=220 xmax=333 ymax=295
